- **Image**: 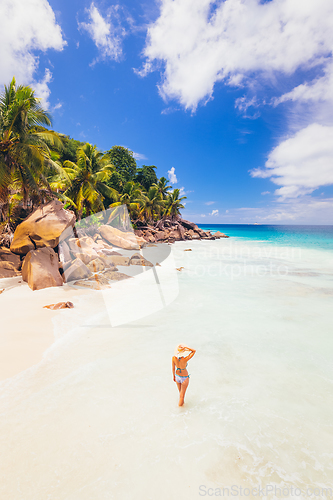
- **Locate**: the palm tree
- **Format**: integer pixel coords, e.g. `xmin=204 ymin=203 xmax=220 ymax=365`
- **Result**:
xmin=59 ymin=143 xmax=118 ymax=219
xmin=109 ymin=181 xmax=144 ymax=219
xmin=0 ymin=77 xmax=63 ymax=219
xmin=153 ymin=176 xmax=171 ymax=198
xmin=140 ymin=185 xmax=165 ymax=223
xmin=164 ymin=189 xmax=186 ymax=220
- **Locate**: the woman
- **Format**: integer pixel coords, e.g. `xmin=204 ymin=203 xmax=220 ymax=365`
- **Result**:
xmin=172 ymin=344 xmax=196 ymax=406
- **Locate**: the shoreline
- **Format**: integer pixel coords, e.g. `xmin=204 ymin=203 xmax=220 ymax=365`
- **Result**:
xmin=1 ymin=236 xmax=332 ymax=383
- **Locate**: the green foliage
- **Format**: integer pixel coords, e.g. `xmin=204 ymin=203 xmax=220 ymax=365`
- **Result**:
xmin=59 ymin=143 xmax=118 ymax=219
xmin=0 ymin=77 xmax=64 ymax=223
xmin=32 ymin=127 xmax=85 ymax=164
xmin=106 ymin=170 xmax=124 ymax=194
xmin=140 ymin=185 xmax=165 ymax=223
xmin=164 ymin=188 xmax=186 ymax=219
xmin=135 ymin=165 xmax=158 ymax=191
xmin=59 ymin=136 xmax=86 ymax=163
xmin=106 ymin=145 xmax=137 ymax=182
xmin=153 ymin=176 xmax=171 ymax=198
xmin=110 ymin=180 xmax=144 ymax=220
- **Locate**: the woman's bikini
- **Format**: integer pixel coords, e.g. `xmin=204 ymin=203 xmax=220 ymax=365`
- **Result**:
xmin=175 ymin=360 xmax=189 ymax=384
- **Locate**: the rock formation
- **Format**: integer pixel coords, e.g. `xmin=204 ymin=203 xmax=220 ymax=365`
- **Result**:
xmin=0 ymin=247 xmax=21 ymax=278
xmin=22 ymin=247 xmax=63 ymax=291
xmin=43 ymin=302 xmax=74 ymax=310
xmin=213 ymin=230 xmax=229 ymax=238
xmin=10 ymin=200 xmax=75 ymax=255
xmin=2 ymin=200 xmax=229 ymax=291
xmin=102 ymin=270 xmax=132 ymax=281
xmin=63 ymin=258 xmax=92 ymax=282
xmin=99 ymin=225 xmax=141 ymax=250
xmin=87 ymin=258 xmax=106 ymax=273
xmin=129 ymin=253 xmax=153 ymax=267
xmin=133 ymin=218 xmax=229 ymax=243
xmin=103 ymin=255 xmax=130 ymax=266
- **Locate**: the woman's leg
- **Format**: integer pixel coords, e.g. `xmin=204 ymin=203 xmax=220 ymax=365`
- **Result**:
xmin=176 ymin=381 xmax=182 ymax=393
xmin=179 ymin=378 xmax=189 ymax=406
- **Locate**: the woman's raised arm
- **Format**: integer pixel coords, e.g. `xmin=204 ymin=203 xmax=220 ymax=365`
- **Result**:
xmin=185 ymin=349 xmax=196 ymax=361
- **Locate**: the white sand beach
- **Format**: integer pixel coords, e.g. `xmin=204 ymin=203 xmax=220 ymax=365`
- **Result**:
xmin=0 ymin=277 xmax=91 ymax=381
xmin=1 ymin=238 xmax=333 ymax=499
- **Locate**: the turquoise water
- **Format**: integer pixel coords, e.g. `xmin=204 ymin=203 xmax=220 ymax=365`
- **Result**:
xmin=198 ymin=224 xmax=333 ymax=251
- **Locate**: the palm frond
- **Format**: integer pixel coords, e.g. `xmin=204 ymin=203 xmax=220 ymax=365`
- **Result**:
xmin=33 ymin=130 xmax=63 ymax=150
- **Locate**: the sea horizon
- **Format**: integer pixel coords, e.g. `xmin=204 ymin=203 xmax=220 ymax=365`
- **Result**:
xmin=198 ymin=224 xmax=333 ymax=251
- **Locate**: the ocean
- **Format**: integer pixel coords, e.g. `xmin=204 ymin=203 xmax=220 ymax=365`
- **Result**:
xmin=1 ymin=226 xmax=333 ymax=499
xmin=199 ymin=224 xmax=333 ymax=251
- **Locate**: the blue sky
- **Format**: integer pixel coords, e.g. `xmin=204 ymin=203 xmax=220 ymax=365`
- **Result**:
xmin=1 ymin=0 xmax=333 ymax=224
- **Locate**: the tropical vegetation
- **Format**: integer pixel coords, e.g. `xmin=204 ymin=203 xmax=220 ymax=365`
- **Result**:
xmin=0 ymin=77 xmax=64 ymax=230
xmin=0 ymin=77 xmax=187 ymax=241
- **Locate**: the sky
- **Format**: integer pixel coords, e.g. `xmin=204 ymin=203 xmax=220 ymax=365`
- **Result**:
xmin=1 ymin=0 xmax=333 ymax=224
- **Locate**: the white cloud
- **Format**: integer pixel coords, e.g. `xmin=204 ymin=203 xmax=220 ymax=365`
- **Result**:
xmin=161 ymin=106 xmax=179 ymax=115
xmin=0 ymin=0 xmax=65 ymax=104
xmin=225 ymin=210 xmax=229 ymax=213
xmin=261 ymin=191 xmax=270 ymax=195
xmin=140 ymin=0 xmax=333 ymax=110
xmin=251 ymin=123 xmax=333 ymax=199
xmin=119 ymin=145 xmax=146 ymax=161
xmin=275 ymin=62 xmax=333 ymax=109
xmin=179 ymin=187 xmax=193 ymax=196
xmin=235 ymin=96 xmax=260 ymax=119
xmin=210 ymin=209 xmax=219 ymax=216
xmin=132 ymin=151 xmax=147 ymax=160
xmin=273 ymin=60 xmax=333 ymax=130
xmin=53 ymin=102 xmax=63 ymax=111
xmin=139 ymin=0 xmax=333 ymax=213
xmin=79 ymin=3 xmax=125 ymax=63
xmin=185 ymin=197 xmax=333 ymax=224
xmin=32 ymin=68 xmax=53 ymax=108
xmin=168 ymin=167 xmax=177 ymax=184
xmin=205 ymin=201 xmax=215 ymax=205
xmin=236 ymin=197 xmax=333 ymax=224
